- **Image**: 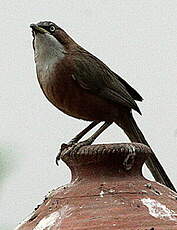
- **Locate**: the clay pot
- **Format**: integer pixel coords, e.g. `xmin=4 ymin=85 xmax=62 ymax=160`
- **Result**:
xmin=15 ymin=143 xmax=177 ymax=229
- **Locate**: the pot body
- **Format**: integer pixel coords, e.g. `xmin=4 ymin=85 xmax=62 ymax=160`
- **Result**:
xmin=15 ymin=143 xmax=177 ymax=230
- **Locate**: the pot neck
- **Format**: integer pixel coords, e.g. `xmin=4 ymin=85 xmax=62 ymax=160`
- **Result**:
xmin=61 ymin=143 xmax=151 ymax=183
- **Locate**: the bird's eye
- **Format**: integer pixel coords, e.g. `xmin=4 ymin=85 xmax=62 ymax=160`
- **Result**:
xmin=49 ymin=25 xmax=56 ymax=32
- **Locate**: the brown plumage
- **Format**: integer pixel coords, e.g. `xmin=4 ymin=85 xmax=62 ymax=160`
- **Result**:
xmin=30 ymin=21 xmax=176 ymax=192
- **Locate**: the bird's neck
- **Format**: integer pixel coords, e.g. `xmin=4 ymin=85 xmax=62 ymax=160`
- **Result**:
xmin=34 ymin=33 xmax=66 ymax=68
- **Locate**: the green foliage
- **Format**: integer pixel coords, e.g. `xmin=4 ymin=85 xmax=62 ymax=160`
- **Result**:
xmin=0 ymin=146 xmax=13 ymax=184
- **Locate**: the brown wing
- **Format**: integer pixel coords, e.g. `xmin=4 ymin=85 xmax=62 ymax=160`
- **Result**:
xmin=72 ymin=51 xmax=142 ymax=114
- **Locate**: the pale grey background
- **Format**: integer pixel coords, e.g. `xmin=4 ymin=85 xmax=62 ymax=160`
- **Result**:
xmin=0 ymin=0 xmax=176 ymax=229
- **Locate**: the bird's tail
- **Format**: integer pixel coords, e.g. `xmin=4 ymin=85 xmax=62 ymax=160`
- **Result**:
xmin=116 ymin=113 xmax=176 ymax=192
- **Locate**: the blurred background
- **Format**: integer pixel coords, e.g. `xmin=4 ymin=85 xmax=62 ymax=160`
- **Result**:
xmin=0 ymin=1 xmax=177 ymax=229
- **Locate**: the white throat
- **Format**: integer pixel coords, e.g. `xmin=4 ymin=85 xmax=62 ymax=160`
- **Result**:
xmin=33 ymin=33 xmax=66 ymax=84
xmin=34 ymin=33 xmax=66 ymax=68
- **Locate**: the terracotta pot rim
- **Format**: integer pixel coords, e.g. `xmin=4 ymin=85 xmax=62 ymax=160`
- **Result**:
xmin=61 ymin=142 xmax=151 ymax=166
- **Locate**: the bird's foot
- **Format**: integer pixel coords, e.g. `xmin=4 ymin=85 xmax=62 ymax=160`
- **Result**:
xmin=56 ymin=140 xmax=91 ymax=165
xmin=56 ymin=143 xmax=71 ymax=165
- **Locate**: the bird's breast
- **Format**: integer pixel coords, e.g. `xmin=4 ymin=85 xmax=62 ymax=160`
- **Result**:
xmin=36 ymin=57 xmax=84 ymax=117
xmin=36 ymin=56 xmax=118 ymax=121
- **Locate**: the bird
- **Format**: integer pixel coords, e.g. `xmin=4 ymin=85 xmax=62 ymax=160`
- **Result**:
xmin=30 ymin=21 xmax=176 ymax=192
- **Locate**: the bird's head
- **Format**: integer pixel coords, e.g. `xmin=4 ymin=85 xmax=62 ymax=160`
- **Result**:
xmin=30 ymin=21 xmax=76 ymax=61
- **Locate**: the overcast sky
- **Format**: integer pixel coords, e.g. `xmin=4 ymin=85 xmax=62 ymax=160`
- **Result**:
xmin=0 ymin=0 xmax=177 ymax=229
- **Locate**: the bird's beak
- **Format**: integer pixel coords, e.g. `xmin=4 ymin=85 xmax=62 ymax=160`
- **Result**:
xmin=30 ymin=24 xmax=48 ymax=34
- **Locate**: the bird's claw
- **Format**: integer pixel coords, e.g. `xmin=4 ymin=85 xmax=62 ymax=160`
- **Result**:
xmin=67 ymin=141 xmax=88 ymax=155
xmin=56 ymin=141 xmax=89 ymax=165
xmin=56 ymin=143 xmax=71 ymax=165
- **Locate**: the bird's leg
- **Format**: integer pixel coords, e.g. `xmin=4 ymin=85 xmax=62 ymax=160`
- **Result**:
xmin=59 ymin=121 xmax=100 ymax=152
xmin=56 ymin=121 xmax=112 ymax=164
xmin=68 ymin=121 xmax=100 ymax=146
xmin=56 ymin=121 xmax=100 ymax=164
xmin=63 ymin=121 xmax=112 ymax=155
xmin=71 ymin=121 xmax=112 ymax=148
